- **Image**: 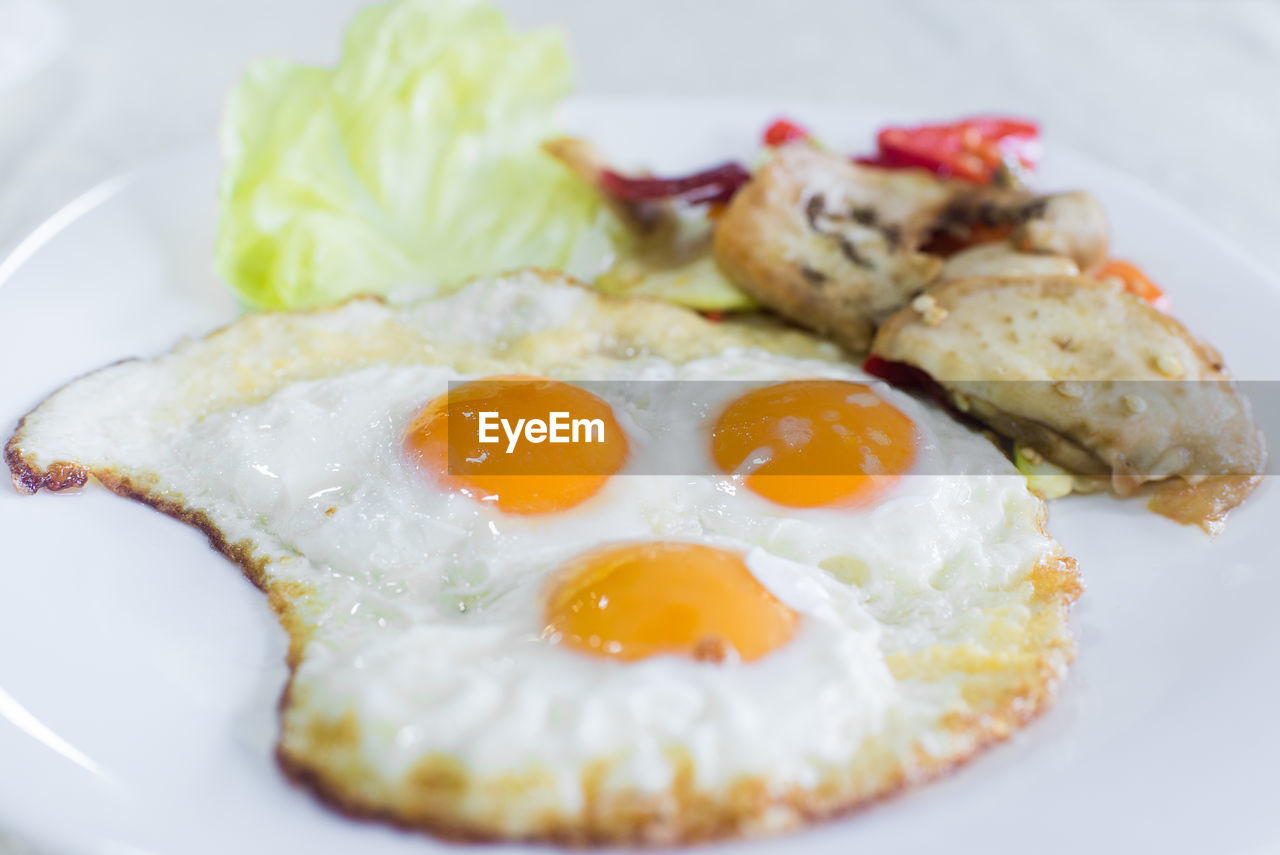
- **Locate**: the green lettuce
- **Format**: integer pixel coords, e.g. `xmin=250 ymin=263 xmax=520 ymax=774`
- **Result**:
xmin=596 ymin=253 xmax=757 ymax=311
xmin=595 ymin=214 xmax=757 ymax=312
xmin=1013 ymin=443 xmax=1075 ymax=500
xmin=215 ymin=0 xmax=611 ymax=310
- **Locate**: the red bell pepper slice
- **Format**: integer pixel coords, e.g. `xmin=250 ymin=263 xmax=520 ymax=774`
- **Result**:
xmin=762 ymin=118 xmax=811 ymax=147
xmin=860 ymin=117 xmax=1041 ymax=184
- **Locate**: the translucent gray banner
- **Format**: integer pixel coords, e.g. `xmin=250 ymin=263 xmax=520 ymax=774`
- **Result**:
xmin=440 ymin=378 xmax=1273 ymax=477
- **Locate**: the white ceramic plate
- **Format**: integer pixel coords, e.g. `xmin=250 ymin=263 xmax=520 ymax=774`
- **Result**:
xmin=1 ymin=99 xmax=1278 ymax=855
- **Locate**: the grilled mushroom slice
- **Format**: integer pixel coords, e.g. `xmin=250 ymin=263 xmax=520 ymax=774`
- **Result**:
xmin=713 ymin=145 xmax=953 ymax=352
xmin=927 ymin=189 xmax=1108 ymax=273
xmin=712 ymin=144 xmax=1110 ymax=352
xmin=871 ymin=275 xmax=1266 ymax=533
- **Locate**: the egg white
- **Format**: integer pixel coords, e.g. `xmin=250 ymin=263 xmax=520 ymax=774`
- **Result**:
xmin=7 ymin=270 xmax=1078 ymax=843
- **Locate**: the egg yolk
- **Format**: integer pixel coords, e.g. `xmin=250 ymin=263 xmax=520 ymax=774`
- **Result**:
xmin=404 ymin=376 xmax=628 ymax=515
xmin=543 ymin=542 xmax=799 ymax=663
xmin=711 ymin=380 xmax=917 ymax=509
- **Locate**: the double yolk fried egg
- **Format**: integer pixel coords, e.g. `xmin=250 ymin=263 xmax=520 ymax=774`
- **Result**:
xmin=6 ymin=271 xmax=1080 ymax=844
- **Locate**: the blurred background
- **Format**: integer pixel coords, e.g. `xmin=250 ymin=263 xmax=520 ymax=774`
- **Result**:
xmin=1 ymin=0 xmax=1278 ymax=275
xmin=0 ymin=2 xmax=1277 ymax=853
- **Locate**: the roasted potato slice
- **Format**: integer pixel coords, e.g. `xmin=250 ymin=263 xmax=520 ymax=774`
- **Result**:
xmin=871 ymin=275 xmax=1266 ymax=533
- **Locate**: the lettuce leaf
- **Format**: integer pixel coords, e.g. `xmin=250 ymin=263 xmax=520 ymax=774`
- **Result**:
xmin=594 ymin=213 xmax=757 ymax=311
xmin=595 ymin=253 xmax=757 ymax=311
xmin=215 ymin=0 xmax=611 ymax=310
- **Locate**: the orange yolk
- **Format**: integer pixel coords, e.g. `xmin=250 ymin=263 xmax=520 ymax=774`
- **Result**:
xmin=543 ymin=542 xmax=799 ymax=663
xmin=711 ymin=380 xmax=917 ymax=509
xmin=403 ymin=376 xmax=628 ymax=515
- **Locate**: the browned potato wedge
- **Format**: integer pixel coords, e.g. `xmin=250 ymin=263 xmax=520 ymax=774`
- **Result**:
xmin=714 ymin=145 xmax=953 ymax=352
xmin=871 ymin=275 xmax=1266 ymax=533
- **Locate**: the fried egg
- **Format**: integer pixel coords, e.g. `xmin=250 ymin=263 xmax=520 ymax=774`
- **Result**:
xmin=6 ymin=270 xmax=1080 ymax=845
